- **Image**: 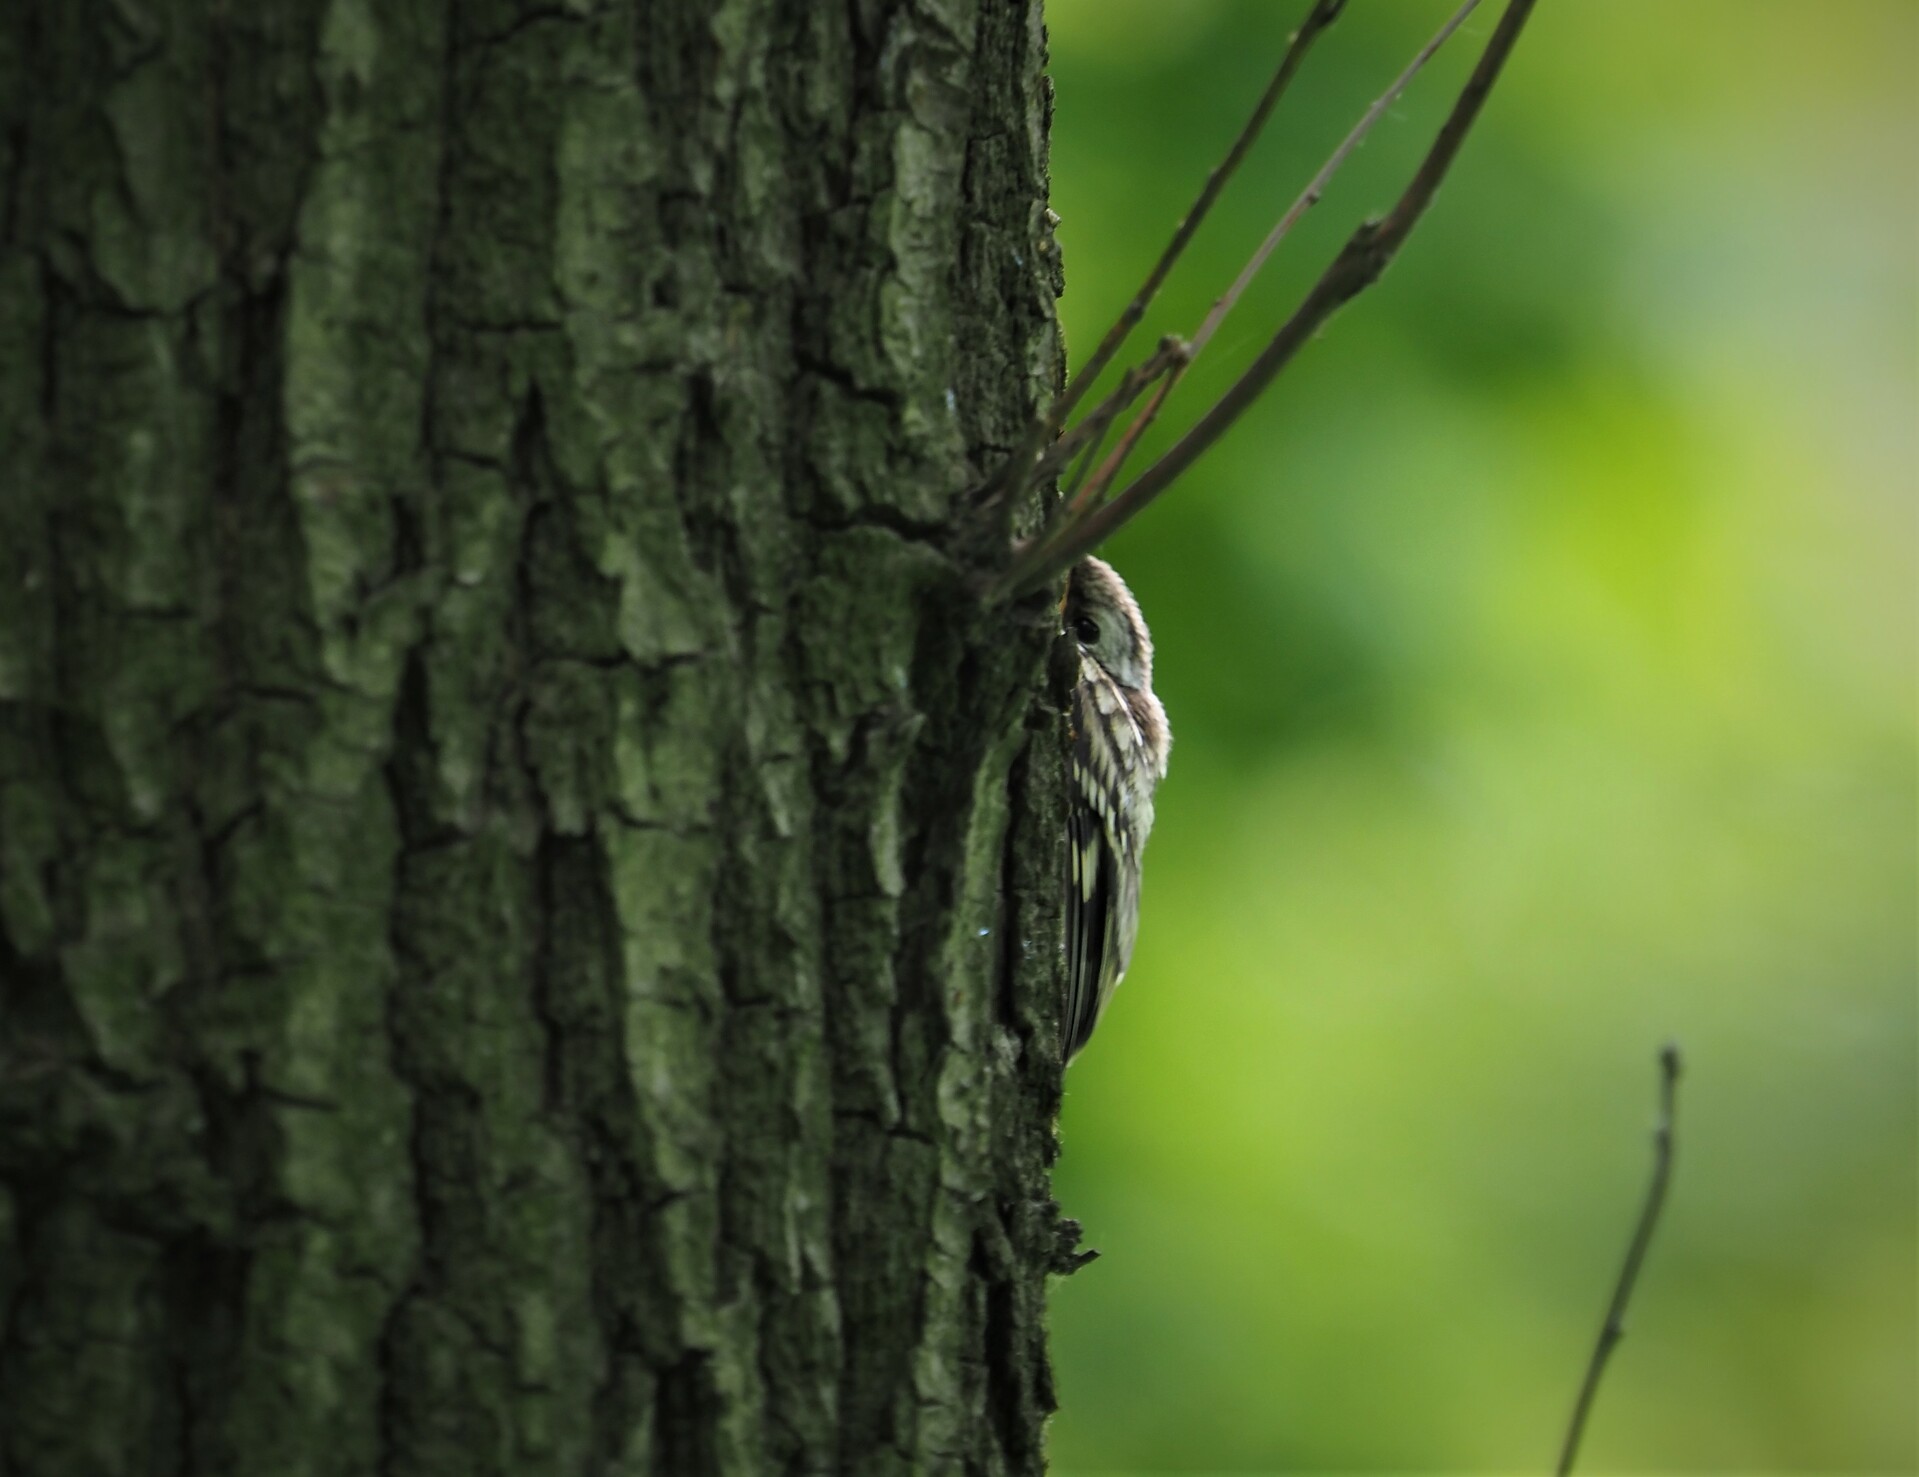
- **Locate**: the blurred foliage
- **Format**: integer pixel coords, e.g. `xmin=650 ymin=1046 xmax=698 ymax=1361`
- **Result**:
xmin=1039 ymin=2 xmax=1916 ymax=1472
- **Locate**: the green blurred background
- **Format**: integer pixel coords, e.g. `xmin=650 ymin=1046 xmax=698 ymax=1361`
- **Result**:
xmin=1039 ymin=2 xmax=1916 ymax=1472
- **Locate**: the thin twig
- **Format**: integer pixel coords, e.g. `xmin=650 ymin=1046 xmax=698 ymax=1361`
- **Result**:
xmin=1057 ymin=400 xmax=1122 ymax=510
xmin=1033 ymin=335 xmax=1193 ymax=488
xmin=1003 ymin=0 xmax=1482 ymax=597
xmin=1074 ymin=364 xmax=1184 ymax=518
xmin=985 ymin=0 xmax=1346 ymax=506
xmin=1045 ymin=0 xmax=1345 ymax=435
xmin=1557 ymin=1043 xmax=1684 ymax=1477
xmin=1061 ymin=343 xmax=1191 ymax=522
xmin=1043 ymin=0 xmax=1343 ymax=433
xmin=1186 ymin=0 xmax=1482 ymax=365
xmin=1002 ymin=0 xmax=1540 ymax=597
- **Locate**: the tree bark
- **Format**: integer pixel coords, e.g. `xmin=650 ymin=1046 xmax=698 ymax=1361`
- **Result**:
xmin=0 ymin=2 xmax=1075 ymax=1473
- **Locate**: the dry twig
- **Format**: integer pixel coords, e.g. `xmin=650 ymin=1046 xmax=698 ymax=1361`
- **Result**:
xmin=986 ymin=0 xmax=1540 ymax=600
xmin=984 ymin=0 xmax=1348 ymax=515
xmin=1557 ymin=1043 xmax=1683 ymax=1476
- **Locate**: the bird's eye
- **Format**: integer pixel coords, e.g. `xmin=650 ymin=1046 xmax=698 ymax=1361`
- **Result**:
xmin=1073 ymin=614 xmax=1101 ymax=646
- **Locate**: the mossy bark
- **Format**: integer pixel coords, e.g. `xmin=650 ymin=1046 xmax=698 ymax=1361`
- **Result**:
xmin=0 ymin=2 xmax=1075 ymax=1472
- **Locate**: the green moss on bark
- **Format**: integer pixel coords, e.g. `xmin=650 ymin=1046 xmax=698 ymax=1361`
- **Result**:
xmin=1 ymin=1 xmax=1073 ymax=1473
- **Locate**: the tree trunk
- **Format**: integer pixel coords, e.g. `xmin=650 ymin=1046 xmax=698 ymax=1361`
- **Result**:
xmin=0 ymin=2 xmax=1075 ymax=1472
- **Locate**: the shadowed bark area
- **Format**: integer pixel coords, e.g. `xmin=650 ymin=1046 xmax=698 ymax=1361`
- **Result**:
xmin=0 ymin=2 xmax=1078 ymax=1473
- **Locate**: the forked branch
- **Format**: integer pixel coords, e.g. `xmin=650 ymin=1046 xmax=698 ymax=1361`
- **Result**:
xmin=1183 ymin=0 xmax=1485 ymax=370
xmin=985 ymin=0 xmax=1348 ymax=511
xmin=987 ymin=0 xmax=1540 ymax=600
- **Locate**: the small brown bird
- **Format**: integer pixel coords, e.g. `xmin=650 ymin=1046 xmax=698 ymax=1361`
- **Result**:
xmin=1063 ymin=557 xmax=1171 ymax=1060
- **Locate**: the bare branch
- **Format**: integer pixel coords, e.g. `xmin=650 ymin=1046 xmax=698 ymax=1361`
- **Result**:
xmin=1033 ymin=335 xmax=1192 ymax=490
xmin=1187 ymin=0 xmax=1482 ymax=366
xmin=984 ymin=0 xmax=1346 ymax=506
xmin=1003 ymin=0 xmax=1540 ymax=597
xmin=1557 ymin=1043 xmax=1684 ymax=1477
xmin=992 ymin=340 xmax=1191 ymax=598
xmin=1053 ymin=0 xmax=1346 ymax=429
xmin=1076 ymin=365 xmax=1182 ymax=519
xmin=1000 ymin=0 xmax=1484 ymax=598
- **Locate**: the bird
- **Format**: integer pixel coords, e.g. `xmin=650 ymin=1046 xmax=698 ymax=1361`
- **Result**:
xmin=1063 ymin=556 xmax=1171 ymax=1061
